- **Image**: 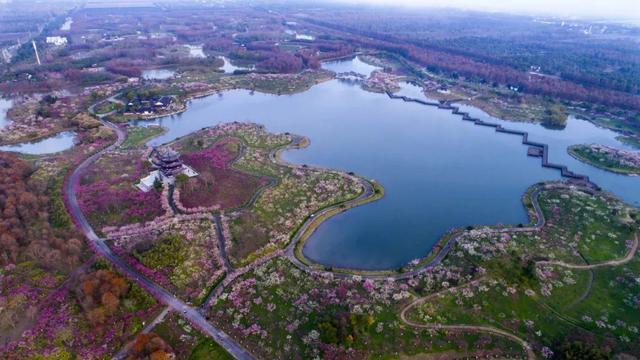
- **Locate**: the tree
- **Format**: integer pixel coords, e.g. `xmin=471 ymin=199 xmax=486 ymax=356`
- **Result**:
xmin=542 ymin=103 xmax=568 ymax=129
xmin=175 ymin=173 xmax=189 ymax=187
xmin=101 ymin=291 xmax=119 ymax=313
xmin=127 ymin=333 xmax=174 ymax=360
xmin=0 ymin=153 xmax=82 ymax=270
xmin=153 ymin=177 xmax=163 ymax=192
xmin=557 ymin=341 xmax=612 ymax=360
xmin=76 ymin=269 xmax=130 ymax=325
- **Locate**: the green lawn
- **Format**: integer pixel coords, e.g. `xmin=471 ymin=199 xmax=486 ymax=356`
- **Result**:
xmin=188 ymin=337 xmax=235 ymax=360
xmin=121 ymin=126 xmax=165 ymax=149
xmin=568 ymin=144 xmax=640 ymax=175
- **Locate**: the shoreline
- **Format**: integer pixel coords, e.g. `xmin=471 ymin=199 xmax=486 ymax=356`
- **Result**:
xmin=382 ymin=50 xmax=635 ymax=139
xmin=115 ymin=74 xmax=616 ymax=277
xmin=567 ymin=144 xmax=640 ymax=176
xmin=286 ymin=181 xmax=597 ymax=279
xmin=79 ymin=61 xmax=627 ymax=279
xmin=386 ymin=91 xmax=598 ymax=188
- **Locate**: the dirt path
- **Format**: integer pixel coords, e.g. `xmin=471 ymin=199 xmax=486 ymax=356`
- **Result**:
xmin=565 ymin=252 xmax=594 ymax=310
xmin=400 ymin=290 xmax=535 ymax=359
xmin=400 ymin=233 xmax=639 ymax=360
xmin=537 ymin=234 xmax=638 ymax=270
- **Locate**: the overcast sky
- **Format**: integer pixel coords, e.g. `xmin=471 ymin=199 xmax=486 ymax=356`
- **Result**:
xmin=331 ymin=0 xmax=640 ymax=21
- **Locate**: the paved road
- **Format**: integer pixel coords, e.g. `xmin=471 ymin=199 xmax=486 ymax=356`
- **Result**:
xmin=65 ymin=112 xmax=254 ymax=359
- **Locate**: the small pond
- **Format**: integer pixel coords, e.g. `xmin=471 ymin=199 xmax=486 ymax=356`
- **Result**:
xmin=0 ymin=131 xmax=76 ymax=155
xmin=220 ymin=57 xmax=254 ymax=74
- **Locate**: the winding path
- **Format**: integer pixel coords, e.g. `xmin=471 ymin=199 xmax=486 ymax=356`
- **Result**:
xmin=399 ymin=231 xmax=638 ymax=359
xmin=538 ymin=234 xmax=638 ymax=269
xmin=65 ymin=107 xmax=254 ymax=359
xmin=71 ymin=84 xmax=630 ymax=359
xmin=400 ymin=299 xmax=536 ymax=359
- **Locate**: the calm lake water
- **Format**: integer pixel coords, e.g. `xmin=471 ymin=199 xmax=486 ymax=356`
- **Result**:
xmin=128 ymin=57 xmax=639 ymax=269
xmin=0 ymin=98 xmax=11 ymax=128
xmin=220 ymin=57 xmax=254 ymax=74
xmin=142 ymin=69 xmax=175 ymax=80
xmin=0 ymin=131 xmax=76 ymax=155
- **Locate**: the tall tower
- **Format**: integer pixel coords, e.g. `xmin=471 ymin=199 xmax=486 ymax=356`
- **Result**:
xmin=31 ymin=40 xmax=41 ymax=65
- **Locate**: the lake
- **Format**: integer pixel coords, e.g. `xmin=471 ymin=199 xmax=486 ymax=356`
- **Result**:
xmin=0 ymin=131 xmax=76 ymax=155
xmin=220 ymin=57 xmax=254 ymax=74
xmin=128 ymin=57 xmax=638 ymax=269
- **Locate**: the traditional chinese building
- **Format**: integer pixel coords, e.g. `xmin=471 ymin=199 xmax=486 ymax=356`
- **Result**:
xmin=150 ymin=147 xmax=184 ymax=177
xmin=137 ymin=147 xmax=198 ymax=192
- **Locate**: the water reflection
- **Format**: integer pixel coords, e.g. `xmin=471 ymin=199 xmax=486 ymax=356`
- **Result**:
xmin=126 ymin=58 xmax=639 ymax=269
xmin=0 ymin=131 xmax=76 ymax=155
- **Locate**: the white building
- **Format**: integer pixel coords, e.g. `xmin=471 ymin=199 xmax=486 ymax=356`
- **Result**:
xmin=136 ymin=170 xmax=161 ymax=192
xmin=46 ymin=36 xmax=68 ymax=46
xmin=136 ymin=147 xmax=199 ymax=192
xmin=136 ymin=165 xmax=198 ymax=192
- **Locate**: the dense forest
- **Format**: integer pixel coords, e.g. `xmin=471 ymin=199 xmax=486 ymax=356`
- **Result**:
xmin=0 ymin=153 xmax=82 ymax=271
xmin=305 ymin=8 xmax=640 ymax=95
xmin=301 ymin=8 xmax=640 ymax=110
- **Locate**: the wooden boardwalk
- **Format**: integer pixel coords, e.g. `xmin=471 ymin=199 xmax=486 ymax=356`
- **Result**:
xmin=386 ymin=91 xmax=599 ymax=189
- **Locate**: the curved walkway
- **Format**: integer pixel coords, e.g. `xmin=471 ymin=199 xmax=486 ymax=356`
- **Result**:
xmin=400 ymin=232 xmax=639 ymax=359
xmin=67 ymin=107 xmax=254 ymax=359
xmin=284 ymin=182 xmax=552 ymax=281
xmin=538 ymin=234 xmax=638 ymax=269
xmin=385 ymin=91 xmax=598 ymax=188
xmin=398 ymin=279 xmax=535 ymax=358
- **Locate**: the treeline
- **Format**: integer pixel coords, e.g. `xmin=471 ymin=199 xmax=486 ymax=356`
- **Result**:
xmin=228 ymin=45 xmax=318 ymax=73
xmin=227 ymin=38 xmax=352 ymax=73
xmin=0 ymin=153 xmax=83 ymax=271
xmin=426 ymin=37 xmax=640 ymax=96
xmin=306 ymin=19 xmax=640 ymax=111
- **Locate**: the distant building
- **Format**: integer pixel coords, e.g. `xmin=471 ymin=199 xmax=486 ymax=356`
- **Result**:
xmin=46 ymin=36 xmax=68 ymax=46
xmin=125 ymin=95 xmax=173 ymax=115
xmin=136 ymin=147 xmax=198 ymax=192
